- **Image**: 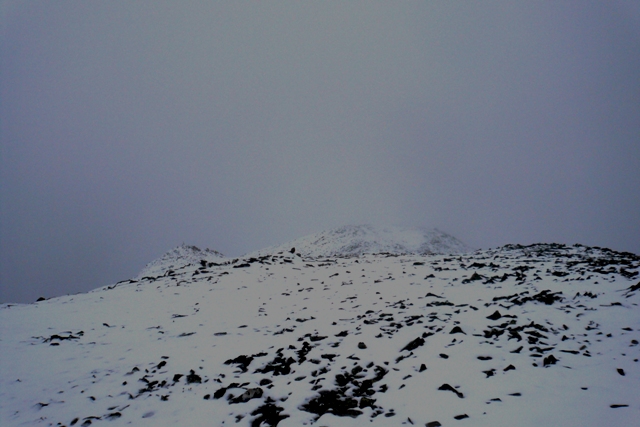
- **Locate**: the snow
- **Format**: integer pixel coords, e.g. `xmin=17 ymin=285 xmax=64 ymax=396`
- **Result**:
xmin=135 ymin=244 xmax=226 ymax=279
xmin=245 ymin=225 xmax=473 ymax=258
xmin=1 ymin=231 xmax=639 ymax=427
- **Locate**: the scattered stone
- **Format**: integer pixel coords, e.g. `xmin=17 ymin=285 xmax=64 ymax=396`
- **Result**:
xmin=251 ymin=398 xmax=289 ymax=426
xmin=401 ymin=337 xmax=425 ymax=352
xmin=487 ymin=310 xmax=502 ymax=320
xmin=230 ymin=387 xmax=263 ymax=404
xmin=186 ymin=370 xmax=202 ymax=384
xmin=438 ymin=383 xmax=464 ymax=398
xmin=301 ymin=390 xmax=362 ymax=418
xmin=225 ymin=355 xmax=254 ymax=373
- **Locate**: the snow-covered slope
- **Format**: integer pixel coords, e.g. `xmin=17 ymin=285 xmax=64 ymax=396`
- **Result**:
xmin=246 ymin=225 xmax=472 ymax=258
xmin=135 ymin=244 xmax=226 ymax=279
xmin=1 ymin=242 xmax=639 ymax=427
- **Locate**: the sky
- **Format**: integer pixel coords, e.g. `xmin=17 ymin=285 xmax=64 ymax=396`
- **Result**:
xmin=1 ymin=1 xmax=639 ymax=304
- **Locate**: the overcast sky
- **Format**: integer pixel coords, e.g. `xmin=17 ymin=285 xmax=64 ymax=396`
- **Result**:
xmin=1 ymin=1 xmax=639 ymax=304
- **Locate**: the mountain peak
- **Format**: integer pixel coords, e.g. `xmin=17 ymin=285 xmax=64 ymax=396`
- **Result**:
xmin=245 ymin=224 xmax=472 ymax=258
xmin=136 ymin=244 xmax=225 ymax=278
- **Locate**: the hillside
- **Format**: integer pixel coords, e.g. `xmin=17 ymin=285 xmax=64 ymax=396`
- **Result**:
xmin=1 ymin=237 xmax=639 ymax=426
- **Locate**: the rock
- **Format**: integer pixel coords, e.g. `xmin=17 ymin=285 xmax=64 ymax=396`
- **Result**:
xmin=186 ymin=370 xmax=202 ymax=384
xmin=487 ymin=310 xmax=502 ymax=320
xmin=225 ymin=355 xmax=254 ymax=373
xmin=401 ymin=337 xmax=425 ymax=352
xmin=251 ymin=398 xmax=289 ymax=426
xmin=230 ymin=387 xmax=263 ymax=404
xmin=301 ymin=389 xmax=362 ymax=418
xmin=438 ymin=383 xmax=464 ymax=398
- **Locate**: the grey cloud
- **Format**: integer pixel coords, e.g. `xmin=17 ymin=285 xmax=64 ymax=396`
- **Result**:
xmin=1 ymin=1 xmax=638 ymax=303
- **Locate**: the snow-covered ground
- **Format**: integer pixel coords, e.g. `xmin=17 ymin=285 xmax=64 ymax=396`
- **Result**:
xmin=1 ymin=230 xmax=638 ymax=427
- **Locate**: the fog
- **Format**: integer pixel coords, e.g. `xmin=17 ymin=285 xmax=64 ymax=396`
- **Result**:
xmin=1 ymin=1 xmax=639 ymax=303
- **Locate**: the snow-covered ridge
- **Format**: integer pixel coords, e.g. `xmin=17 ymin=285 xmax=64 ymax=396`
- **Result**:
xmin=135 ymin=244 xmax=225 ymax=279
xmin=136 ymin=225 xmax=471 ymax=279
xmin=2 ymin=242 xmax=638 ymax=426
xmin=245 ymin=224 xmax=472 ymax=258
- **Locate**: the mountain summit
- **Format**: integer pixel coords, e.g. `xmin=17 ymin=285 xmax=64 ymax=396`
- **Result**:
xmin=136 ymin=225 xmax=471 ymax=278
xmin=136 ymin=244 xmax=225 ymax=279
xmin=246 ymin=224 xmax=472 ymax=258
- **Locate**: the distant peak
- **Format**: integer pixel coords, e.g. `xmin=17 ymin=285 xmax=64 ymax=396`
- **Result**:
xmin=136 ymin=244 xmax=225 ymax=279
xmin=246 ymin=224 xmax=472 ymax=258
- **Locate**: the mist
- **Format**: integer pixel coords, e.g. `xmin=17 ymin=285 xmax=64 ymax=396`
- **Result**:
xmin=1 ymin=1 xmax=639 ymax=303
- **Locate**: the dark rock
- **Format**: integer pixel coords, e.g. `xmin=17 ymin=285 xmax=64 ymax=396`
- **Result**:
xmin=610 ymin=404 xmax=629 ymax=408
xmin=462 ymin=272 xmax=483 ymax=284
xmin=256 ymin=356 xmax=296 ymax=376
xmin=186 ymin=370 xmax=202 ymax=384
xmin=504 ymin=364 xmax=516 ymax=371
xmin=359 ymin=397 xmax=376 ymax=409
xmin=438 ymin=383 xmax=464 ymax=398
xmin=487 ymin=310 xmax=502 ymax=321
xmin=230 ymin=387 xmax=263 ymax=404
xmin=454 ymin=414 xmax=469 ymax=420
xmin=419 ymin=364 xmax=427 ymax=372
xmin=224 ymin=355 xmax=255 ymax=372
xmin=617 ymin=368 xmax=625 ymax=376
xmin=358 ymin=342 xmax=367 ymax=349
xmin=251 ymin=398 xmax=289 ymax=427
xmin=543 ymin=355 xmax=558 ymax=367
xmin=213 ymin=387 xmax=227 ymax=399
xmin=301 ymin=390 xmax=362 ymax=418
xmin=172 ymin=374 xmax=183 ymax=382
xmin=439 ymin=353 xmax=449 ymax=359
xmin=483 ymin=369 xmax=496 ymax=378
xmin=450 ymin=326 xmax=465 ymax=334
xmin=402 ymin=337 xmax=425 ymax=352
xmin=105 ymin=412 xmax=121 ymax=420
xmin=426 ymin=422 xmax=442 ymax=427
